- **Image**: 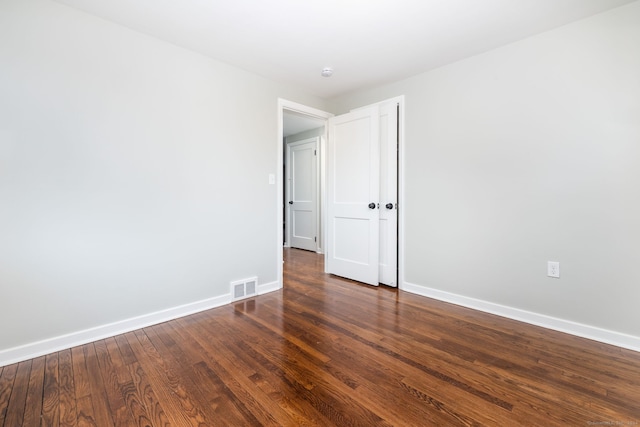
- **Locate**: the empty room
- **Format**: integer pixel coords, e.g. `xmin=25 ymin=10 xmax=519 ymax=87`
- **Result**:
xmin=1 ymin=0 xmax=639 ymax=425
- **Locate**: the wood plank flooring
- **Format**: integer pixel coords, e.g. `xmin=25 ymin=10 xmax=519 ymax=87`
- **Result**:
xmin=1 ymin=248 xmax=640 ymax=426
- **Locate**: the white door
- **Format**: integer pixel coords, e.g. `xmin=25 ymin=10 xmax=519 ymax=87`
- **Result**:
xmin=287 ymin=138 xmax=318 ymax=252
xmin=326 ymin=106 xmax=380 ymax=286
xmin=379 ymin=102 xmax=398 ymax=287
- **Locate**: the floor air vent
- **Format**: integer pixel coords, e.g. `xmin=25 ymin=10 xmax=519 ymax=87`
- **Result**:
xmin=231 ymin=277 xmax=258 ymax=301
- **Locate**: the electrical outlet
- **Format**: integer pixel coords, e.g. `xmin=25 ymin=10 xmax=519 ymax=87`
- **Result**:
xmin=547 ymin=261 xmax=560 ymax=278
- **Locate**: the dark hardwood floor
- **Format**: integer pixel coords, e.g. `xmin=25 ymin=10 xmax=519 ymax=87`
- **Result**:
xmin=1 ymin=248 xmax=639 ymax=426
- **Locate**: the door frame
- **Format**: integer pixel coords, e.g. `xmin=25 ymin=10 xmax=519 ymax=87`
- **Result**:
xmin=277 ymin=99 xmax=333 ymax=286
xmin=286 ymin=136 xmax=320 ymax=252
xmin=276 ymin=96 xmax=405 ymax=290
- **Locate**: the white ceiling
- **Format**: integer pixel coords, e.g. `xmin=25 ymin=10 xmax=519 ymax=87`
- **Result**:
xmin=55 ymin=0 xmax=635 ymax=99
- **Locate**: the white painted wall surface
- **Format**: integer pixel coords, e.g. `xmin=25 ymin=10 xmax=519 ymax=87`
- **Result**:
xmin=285 ymin=127 xmax=324 ymax=144
xmin=329 ymin=2 xmax=640 ymax=339
xmin=0 ymin=0 xmax=325 ymax=357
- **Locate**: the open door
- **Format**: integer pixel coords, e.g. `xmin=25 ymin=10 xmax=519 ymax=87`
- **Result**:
xmin=278 ymin=97 xmax=402 ymax=290
xmin=326 ymin=106 xmax=380 ymax=286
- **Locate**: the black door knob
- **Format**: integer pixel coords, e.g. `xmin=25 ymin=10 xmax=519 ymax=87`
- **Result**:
xmin=288 ymin=201 xmax=293 ymax=205
xmin=385 ymin=203 xmax=393 ymax=209
xmin=368 ymin=203 xmax=376 ymax=209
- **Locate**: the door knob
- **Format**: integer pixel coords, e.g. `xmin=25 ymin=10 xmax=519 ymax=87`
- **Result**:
xmin=288 ymin=201 xmax=293 ymax=205
xmin=385 ymin=203 xmax=393 ymax=209
xmin=368 ymin=203 xmax=376 ymax=209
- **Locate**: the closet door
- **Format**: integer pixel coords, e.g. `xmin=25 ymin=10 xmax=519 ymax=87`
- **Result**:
xmin=326 ymin=106 xmax=380 ymax=286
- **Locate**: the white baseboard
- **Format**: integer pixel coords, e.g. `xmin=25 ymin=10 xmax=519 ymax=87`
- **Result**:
xmin=9 ymin=278 xmax=635 ymax=366
xmin=258 ymin=280 xmax=281 ymax=295
xmin=401 ymin=281 xmax=640 ymax=353
xmin=1 ymin=281 xmax=284 ymax=367
xmin=0 ymin=293 xmax=235 ymax=367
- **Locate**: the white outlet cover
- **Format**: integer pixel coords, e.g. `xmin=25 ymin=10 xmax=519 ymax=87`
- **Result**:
xmin=547 ymin=261 xmax=560 ymax=278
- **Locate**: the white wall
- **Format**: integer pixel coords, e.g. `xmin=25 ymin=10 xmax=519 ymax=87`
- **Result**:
xmin=330 ymin=2 xmax=640 ymax=342
xmin=285 ymin=127 xmax=324 ymax=144
xmin=0 ymin=0 xmax=325 ymax=360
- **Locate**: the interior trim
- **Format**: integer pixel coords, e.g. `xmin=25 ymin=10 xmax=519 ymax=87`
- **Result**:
xmin=1 ymin=285 xmax=271 ymax=367
xmin=402 ymin=281 xmax=640 ymax=353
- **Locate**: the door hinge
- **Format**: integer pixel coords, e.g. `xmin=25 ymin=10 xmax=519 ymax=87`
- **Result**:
xmin=314 ymin=149 xmax=317 ymax=156
xmin=314 ymin=237 xmax=317 ymax=242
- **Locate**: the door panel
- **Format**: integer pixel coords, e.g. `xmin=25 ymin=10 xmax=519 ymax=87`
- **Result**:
xmin=333 ymin=217 xmax=370 ymax=264
xmin=287 ymin=138 xmax=317 ymax=252
xmin=379 ymin=103 xmax=398 ymax=286
xmin=326 ymin=106 xmax=380 ymax=286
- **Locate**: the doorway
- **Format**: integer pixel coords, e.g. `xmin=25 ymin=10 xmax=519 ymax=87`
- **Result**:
xmin=277 ymin=100 xmax=333 ymax=285
xmin=281 ymin=105 xmax=332 ymax=253
xmin=277 ymin=97 xmax=404 ymax=289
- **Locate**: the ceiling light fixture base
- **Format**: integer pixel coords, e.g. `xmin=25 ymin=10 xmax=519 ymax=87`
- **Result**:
xmin=321 ymin=67 xmax=334 ymax=77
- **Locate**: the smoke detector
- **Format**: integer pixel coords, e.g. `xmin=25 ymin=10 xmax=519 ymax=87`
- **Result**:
xmin=321 ymin=67 xmax=334 ymax=77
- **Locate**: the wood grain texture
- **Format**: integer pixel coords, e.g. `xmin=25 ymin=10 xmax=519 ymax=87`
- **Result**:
xmin=42 ymin=353 xmax=60 ymax=427
xmin=2 ymin=248 xmax=640 ymax=426
xmin=6 ymin=361 xmax=31 ymax=426
xmin=0 ymin=364 xmax=17 ymax=425
xmin=70 ymin=345 xmax=98 ymax=427
xmin=22 ymin=356 xmax=45 ymax=427
xmin=58 ymin=349 xmax=78 ymax=427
